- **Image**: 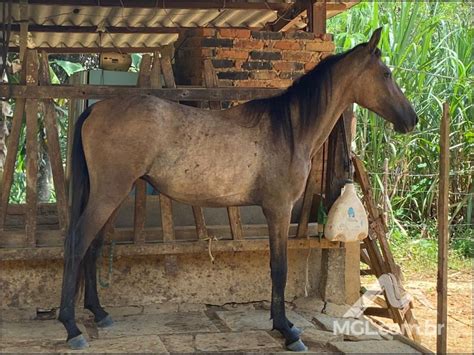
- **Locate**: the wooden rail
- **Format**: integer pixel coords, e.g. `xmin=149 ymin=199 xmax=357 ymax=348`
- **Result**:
xmin=0 ymin=85 xmax=282 ymax=101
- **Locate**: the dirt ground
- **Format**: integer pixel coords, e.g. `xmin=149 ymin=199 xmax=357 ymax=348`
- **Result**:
xmin=367 ymin=269 xmax=473 ymax=354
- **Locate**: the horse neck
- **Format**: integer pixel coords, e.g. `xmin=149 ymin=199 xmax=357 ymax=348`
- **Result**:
xmin=293 ymin=60 xmax=354 ymax=158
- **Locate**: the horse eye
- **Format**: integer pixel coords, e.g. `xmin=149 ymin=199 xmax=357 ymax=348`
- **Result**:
xmin=384 ymin=72 xmax=391 ymax=79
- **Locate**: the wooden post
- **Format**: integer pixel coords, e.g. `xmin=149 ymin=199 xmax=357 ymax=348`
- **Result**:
xmin=320 ymin=108 xmax=360 ymax=304
xmin=19 ymin=0 xmax=29 ymax=62
xmin=307 ymin=0 xmax=326 ymax=36
xmin=0 ymin=59 xmax=27 ymax=230
xmin=38 ymin=51 xmax=68 ymax=232
xmin=133 ymin=54 xmax=152 ymax=243
xmin=383 ymin=157 xmax=389 ymax=225
xmin=24 ymin=49 xmax=39 ymax=246
xmin=437 ymin=102 xmax=450 ymax=354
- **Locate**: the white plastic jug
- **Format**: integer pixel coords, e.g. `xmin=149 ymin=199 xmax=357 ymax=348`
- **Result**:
xmin=324 ymin=181 xmax=368 ymax=242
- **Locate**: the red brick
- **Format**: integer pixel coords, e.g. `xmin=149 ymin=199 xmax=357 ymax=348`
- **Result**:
xmin=282 ymin=51 xmax=313 ymax=61
xmin=216 ymin=48 xmax=249 ymax=60
xmin=271 ymin=79 xmax=293 ymax=88
xmin=272 ymin=61 xmax=304 ymax=72
xmin=234 ymin=79 xmax=275 ymax=88
xmin=305 ymin=41 xmax=335 ymax=52
xmin=219 ymin=28 xmax=251 ymax=39
xmin=250 ymin=71 xmax=278 ymax=80
xmin=234 ymin=39 xmax=264 ymax=50
xmin=320 ymin=52 xmax=333 ymax=60
xmin=304 ymin=61 xmax=320 ymax=71
xmin=273 ymin=40 xmax=302 ymax=50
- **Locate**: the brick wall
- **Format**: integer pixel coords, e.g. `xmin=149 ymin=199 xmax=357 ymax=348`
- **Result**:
xmin=174 ymin=28 xmax=335 ymax=89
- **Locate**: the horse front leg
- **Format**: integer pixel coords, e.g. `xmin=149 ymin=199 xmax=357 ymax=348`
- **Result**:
xmin=263 ymin=206 xmax=307 ymax=352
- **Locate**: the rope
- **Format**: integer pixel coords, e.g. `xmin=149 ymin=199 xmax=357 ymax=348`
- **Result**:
xmin=204 ymin=236 xmax=218 ymax=263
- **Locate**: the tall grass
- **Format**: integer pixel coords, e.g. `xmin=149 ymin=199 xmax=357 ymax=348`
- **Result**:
xmin=328 ymin=1 xmax=473 ymax=261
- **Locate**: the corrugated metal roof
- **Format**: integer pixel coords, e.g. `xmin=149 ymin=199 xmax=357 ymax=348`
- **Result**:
xmin=6 ymin=1 xmax=358 ymax=51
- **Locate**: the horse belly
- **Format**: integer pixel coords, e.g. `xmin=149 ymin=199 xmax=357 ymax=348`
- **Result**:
xmin=147 ymin=151 xmax=261 ymax=207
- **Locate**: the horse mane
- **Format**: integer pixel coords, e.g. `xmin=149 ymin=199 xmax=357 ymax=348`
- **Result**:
xmin=244 ymin=44 xmax=364 ymax=152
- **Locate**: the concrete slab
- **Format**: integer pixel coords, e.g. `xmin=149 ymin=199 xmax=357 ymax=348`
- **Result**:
xmin=85 ymin=335 xmax=168 ymax=353
xmin=142 ymin=303 xmax=179 ymax=314
xmin=215 ymin=309 xmax=314 ymax=332
xmin=0 ymin=319 xmax=85 ymax=341
xmin=98 ymin=312 xmax=218 ymax=338
xmin=313 ymin=313 xmax=383 ymax=341
xmin=301 ymin=327 xmax=344 ymax=345
xmin=160 ymin=331 xmax=282 ymax=352
xmin=329 ymin=340 xmax=422 ymax=354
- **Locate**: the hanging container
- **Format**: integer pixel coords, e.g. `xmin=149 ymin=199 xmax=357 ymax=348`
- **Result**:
xmin=324 ymin=180 xmax=368 ymax=242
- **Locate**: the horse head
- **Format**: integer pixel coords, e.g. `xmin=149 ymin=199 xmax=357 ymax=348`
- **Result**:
xmin=349 ymin=28 xmax=418 ymax=133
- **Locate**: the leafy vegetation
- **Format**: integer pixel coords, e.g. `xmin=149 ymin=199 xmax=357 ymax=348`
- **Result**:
xmin=328 ymin=1 xmax=473 ymax=268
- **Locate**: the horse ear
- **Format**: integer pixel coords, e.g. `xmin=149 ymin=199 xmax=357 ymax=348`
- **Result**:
xmin=368 ymin=27 xmax=382 ymax=53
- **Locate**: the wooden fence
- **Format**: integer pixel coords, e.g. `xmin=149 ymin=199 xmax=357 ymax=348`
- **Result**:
xmin=0 ymin=49 xmax=340 ymax=261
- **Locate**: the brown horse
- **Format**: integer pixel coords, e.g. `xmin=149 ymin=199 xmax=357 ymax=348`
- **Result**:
xmin=59 ymin=28 xmax=417 ymax=351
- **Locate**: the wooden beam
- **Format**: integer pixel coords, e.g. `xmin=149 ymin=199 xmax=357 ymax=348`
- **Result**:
xmin=10 ymin=24 xmax=260 ymax=34
xmin=38 ymin=51 xmax=68 ymax=232
xmin=437 ymin=102 xmax=450 ymax=354
xmin=267 ymin=0 xmax=306 ymax=32
xmin=0 ymin=234 xmax=341 ymax=261
xmin=22 ymin=0 xmax=290 ymax=10
xmin=8 ymin=46 xmax=171 ymax=54
xmin=0 ymin=84 xmax=283 ymax=101
xmin=24 ymin=50 xmax=39 ymax=247
xmin=307 ymin=0 xmax=326 ymax=35
xmin=0 ymin=71 xmax=26 ymax=230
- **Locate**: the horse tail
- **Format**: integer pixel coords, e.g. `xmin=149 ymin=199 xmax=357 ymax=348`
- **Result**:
xmin=69 ymin=105 xmax=93 ymax=234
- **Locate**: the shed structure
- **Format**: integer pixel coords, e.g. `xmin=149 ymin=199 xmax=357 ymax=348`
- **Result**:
xmin=0 ymin=0 xmax=361 ymax=314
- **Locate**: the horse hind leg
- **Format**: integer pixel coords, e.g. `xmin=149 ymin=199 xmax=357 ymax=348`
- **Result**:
xmin=82 ymin=206 xmax=120 ymax=328
xmin=83 ymin=228 xmax=111 ymax=326
xmin=58 ymin=189 xmax=130 ymax=349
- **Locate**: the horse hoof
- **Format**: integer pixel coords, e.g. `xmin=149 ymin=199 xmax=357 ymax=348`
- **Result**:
xmin=287 ymin=339 xmax=308 ymax=352
xmin=290 ymin=325 xmax=303 ymax=337
xmin=67 ymin=334 xmax=89 ymax=350
xmin=96 ymin=314 xmax=114 ymax=328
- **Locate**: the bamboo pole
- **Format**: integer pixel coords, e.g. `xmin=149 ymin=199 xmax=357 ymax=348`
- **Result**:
xmin=437 ymin=102 xmax=450 ymax=354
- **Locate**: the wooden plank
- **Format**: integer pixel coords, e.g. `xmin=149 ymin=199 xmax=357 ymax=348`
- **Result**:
xmin=150 ymin=52 xmax=163 ymax=88
xmin=364 ymin=307 xmax=391 ymax=318
xmin=137 ymin=54 xmax=152 ymax=87
xmin=227 ymin=207 xmax=244 ymax=240
xmin=19 ymin=0 xmax=29 ymax=62
xmin=160 ymin=195 xmax=175 ymax=242
xmin=192 ymin=206 xmax=208 ymax=240
xmin=203 ymin=59 xmax=221 ymax=110
xmin=308 ymin=0 xmax=327 ymax=36
xmin=0 ymin=223 xmax=323 ymax=248
xmin=132 ymin=54 xmax=153 ymax=243
xmin=24 ymin=50 xmax=40 ymax=246
xmin=437 ymin=102 xmax=450 ymax=354
xmin=0 ymin=234 xmax=341 ymax=261
xmin=0 ymin=84 xmax=283 ymax=101
xmin=133 ymin=179 xmax=147 ymax=244
xmin=160 ymin=57 xmax=176 ymax=89
xmin=296 ymin=157 xmax=319 ymax=238
xmin=38 ymin=51 xmax=68 ymax=232
xmin=0 ymin=53 xmax=29 ymax=230
xmin=0 ymin=100 xmax=25 ymax=229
